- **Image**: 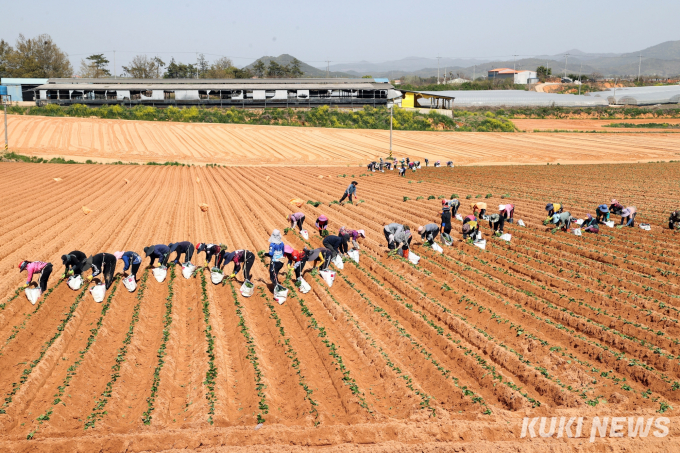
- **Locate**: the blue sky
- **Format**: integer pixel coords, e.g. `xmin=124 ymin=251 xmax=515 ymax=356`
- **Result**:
xmin=4 ymin=0 xmax=680 ymax=70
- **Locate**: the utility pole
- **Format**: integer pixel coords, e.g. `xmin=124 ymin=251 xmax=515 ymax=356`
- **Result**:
xmin=473 ymin=65 xmax=476 ymax=81
xmin=196 ymin=52 xmax=199 ymax=79
xmin=578 ymin=63 xmax=583 ymax=95
xmin=564 ymin=53 xmax=570 ymax=79
xmin=389 ymin=104 xmax=393 ymax=157
xmin=638 ymin=53 xmax=642 ymax=82
xmin=2 ymin=93 xmax=9 ymax=152
xmin=325 ymin=60 xmax=330 ymax=78
xmin=437 ymin=56 xmax=441 ymax=84
xmin=113 ymin=50 xmax=116 ymax=79
xmin=513 ymin=55 xmax=518 ymax=72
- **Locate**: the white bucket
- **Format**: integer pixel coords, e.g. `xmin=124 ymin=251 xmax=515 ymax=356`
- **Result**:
xmin=153 ymin=266 xmax=167 ymax=283
xmin=604 ymin=221 xmax=615 ymax=228
xmin=442 ymin=233 xmax=453 ymax=246
xmin=320 ymin=270 xmax=335 ymax=287
xmin=25 ymin=287 xmax=41 ymax=305
xmin=298 ymin=277 xmax=311 ymax=294
xmin=500 ymin=233 xmax=512 ymax=241
xmin=274 ymin=285 xmax=288 ymax=304
xmin=640 ymin=224 xmax=651 ymax=231
xmin=333 ymin=255 xmax=344 ymax=269
xmin=240 ymin=280 xmax=254 ymax=297
xmin=348 ymin=249 xmax=360 ymax=263
xmin=576 ymin=219 xmax=584 ymax=225
xmin=123 ymin=275 xmax=137 ymax=292
xmin=517 ymin=219 xmax=526 ymax=227
xmin=300 ymin=230 xmax=309 ymax=240
xmin=431 ymin=243 xmax=444 ymax=253
xmin=474 ymin=240 xmax=487 ymax=250
xmin=408 ymin=252 xmax=420 ymax=265
xmin=90 ymin=283 xmax=106 ymax=303
xmin=182 ymin=263 xmax=195 ymax=279
xmin=210 ymin=269 xmax=224 ymax=284
xmin=455 ymin=214 xmax=463 ymax=222
xmin=68 ymin=275 xmax=83 ymax=291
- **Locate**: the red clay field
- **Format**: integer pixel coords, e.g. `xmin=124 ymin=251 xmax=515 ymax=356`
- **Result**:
xmin=1 ymin=162 xmax=680 ymax=452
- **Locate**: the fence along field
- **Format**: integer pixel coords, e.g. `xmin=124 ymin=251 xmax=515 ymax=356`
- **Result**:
xmin=0 ymin=162 xmax=679 ymax=451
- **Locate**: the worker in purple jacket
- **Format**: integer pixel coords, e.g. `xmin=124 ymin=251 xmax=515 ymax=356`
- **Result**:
xmin=287 ymin=212 xmax=306 ymax=231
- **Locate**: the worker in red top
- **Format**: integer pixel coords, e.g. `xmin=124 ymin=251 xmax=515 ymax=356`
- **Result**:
xmin=19 ymin=260 xmax=53 ymax=293
xmin=284 ymin=245 xmax=306 ymax=280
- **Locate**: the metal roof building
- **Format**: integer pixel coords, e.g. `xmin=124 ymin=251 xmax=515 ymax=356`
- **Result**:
xmin=33 ymin=78 xmax=401 ymax=108
xmin=1 ymin=78 xmax=49 ymax=102
xmin=408 ymin=90 xmax=609 ymax=108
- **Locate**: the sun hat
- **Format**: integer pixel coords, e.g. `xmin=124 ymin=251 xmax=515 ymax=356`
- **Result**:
xmin=417 ymin=226 xmax=424 ymax=233
xmin=357 ymin=229 xmax=365 ymax=237
xmin=143 ymin=246 xmax=155 ymax=257
xmin=318 ymin=215 xmax=328 ymax=222
xmin=284 ymin=245 xmax=294 ymax=254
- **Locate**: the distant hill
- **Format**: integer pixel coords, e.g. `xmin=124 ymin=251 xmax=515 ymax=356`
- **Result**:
xmin=243 ymin=54 xmax=353 ymax=78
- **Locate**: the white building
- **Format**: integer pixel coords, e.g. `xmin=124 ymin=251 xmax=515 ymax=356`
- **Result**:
xmin=487 ymin=68 xmax=538 ymax=85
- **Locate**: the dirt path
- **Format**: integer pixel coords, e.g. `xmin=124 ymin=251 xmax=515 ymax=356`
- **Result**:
xmin=514 ymin=118 xmax=680 ymax=132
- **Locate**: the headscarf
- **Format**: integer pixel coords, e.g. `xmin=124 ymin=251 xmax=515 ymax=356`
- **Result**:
xmin=586 ymin=214 xmax=592 ymax=219
xmin=417 ymin=226 xmax=424 ymax=233
xmin=269 ymin=229 xmax=283 ymax=244
xmin=611 ymin=199 xmax=618 ymax=204
xmin=113 ymin=251 xmax=124 ymax=260
xmin=462 ymin=224 xmax=471 ymax=233
xmin=357 ymin=229 xmax=365 ymax=238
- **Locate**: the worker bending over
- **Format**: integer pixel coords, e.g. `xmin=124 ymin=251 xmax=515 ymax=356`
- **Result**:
xmin=144 ymin=244 xmax=170 ymax=268
xmin=384 ymin=223 xmax=412 ymax=252
xmin=115 ymin=251 xmax=142 ymax=279
xmin=19 ymin=260 xmax=53 ymax=294
xmin=669 ymin=210 xmax=680 ymax=230
xmin=487 ymin=213 xmax=505 ymax=236
xmin=169 ymin=241 xmax=194 ymax=264
xmin=288 ymin=212 xmax=306 ymax=231
xmin=267 ymin=230 xmax=285 ymax=286
xmin=499 ymin=204 xmax=514 ymax=223
xmin=222 ymin=249 xmax=255 ymax=281
xmin=552 ymin=211 xmax=572 ymax=231
xmin=87 ymin=253 xmax=118 ymax=289
xmin=471 ymin=202 xmax=487 ymax=218
xmin=302 ymin=247 xmax=332 ymax=271
xmin=418 ymin=224 xmax=439 ymax=245
xmin=620 ymin=207 xmax=637 ymax=227
xmin=545 ymin=203 xmax=563 ymax=218
xmin=609 ymin=199 xmax=624 ymax=216
xmin=284 ymin=245 xmax=306 ymax=280
xmin=339 ymin=181 xmax=358 ymax=204
xmin=196 ymin=243 xmax=222 ymax=267
xmin=581 ymin=214 xmax=599 ymax=233
xmin=316 ymin=215 xmax=329 ymax=237
xmin=322 ymin=234 xmax=348 ymax=260
xmin=595 ymin=204 xmax=610 ymax=223
xmin=61 ymin=250 xmax=87 ymax=278
xmin=462 ymin=221 xmax=478 ymax=241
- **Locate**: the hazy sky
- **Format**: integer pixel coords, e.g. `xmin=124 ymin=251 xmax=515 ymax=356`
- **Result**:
xmin=4 ymin=0 xmax=680 ymax=71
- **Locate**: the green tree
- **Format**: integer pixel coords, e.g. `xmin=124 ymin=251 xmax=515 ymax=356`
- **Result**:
xmin=196 ymin=53 xmax=209 ymax=78
xmin=0 ymin=40 xmax=13 ymax=77
xmin=361 ymin=75 xmax=373 ymax=78
xmin=252 ymin=59 xmax=266 ymax=78
xmin=288 ymin=58 xmax=303 ymax=78
xmin=81 ymin=54 xmax=111 ymax=78
xmin=164 ymin=58 xmax=196 ymax=78
xmin=4 ymin=33 xmax=72 ymax=78
xmin=122 ymin=55 xmax=159 ymax=78
xmin=536 ymin=65 xmax=552 ymax=79
xmin=152 ymin=57 xmax=165 ymax=78
xmin=203 ymin=57 xmax=234 ymax=78
xmin=267 ymin=60 xmax=285 ymax=78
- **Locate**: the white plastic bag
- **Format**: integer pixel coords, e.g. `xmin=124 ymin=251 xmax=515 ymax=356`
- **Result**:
xmin=25 ymin=288 xmax=41 ymax=305
xmin=333 ymin=255 xmax=344 ymax=269
xmin=300 ymin=230 xmax=309 ymax=240
xmin=476 ymin=231 xmax=483 ymax=241
xmin=298 ymin=277 xmax=311 ymax=294
xmin=474 ymin=239 xmax=487 ymax=250
xmin=274 ymin=285 xmax=288 ymax=304
xmin=500 ymin=233 xmax=512 ymax=241
xmin=123 ymin=275 xmax=137 ymax=292
xmin=442 ymin=233 xmax=453 ymax=246
xmin=153 ymin=266 xmax=167 ymax=283
xmin=576 ymin=219 xmax=584 ymax=225
xmin=408 ymin=251 xmax=420 ymax=265
xmin=68 ymin=275 xmax=83 ymax=291
xmin=640 ymin=223 xmax=651 ymax=231
xmin=240 ymin=280 xmax=254 ymax=297
xmin=348 ymin=249 xmax=360 ymax=263
xmin=431 ymin=243 xmax=444 ymax=253
xmin=182 ymin=263 xmax=195 ymax=279
xmin=320 ymin=270 xmax=335 ymax=287
xmin=210 ymin=270 xmax=224 ymax=284
xmin=604 ymin=221 xmax=615 ymax=228
xmin=455 ymin=214 xmax=463 ymax=222
xmin=90 ymin=283 xmax=106 ymax=303
xmin=573 ymin=228 xmax=582 ymax=236
xmin=517 ymin=219 xmax=526 ymax=227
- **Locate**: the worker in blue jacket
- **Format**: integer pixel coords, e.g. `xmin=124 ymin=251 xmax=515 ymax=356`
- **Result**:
xmin=267 ymin=229 xmax=286 ymax=286
xmin=114 ymin=251 xmax=142 ymax=279
xmin=339 ymin=181 xmax=358 ymax=204
xmin=143 ymin=244 xmax=170 ymax=267
xmin=168 ymin=241 xmax=194 ymax=264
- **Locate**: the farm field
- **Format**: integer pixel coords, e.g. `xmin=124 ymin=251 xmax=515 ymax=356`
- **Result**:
xmin=4 ymin=114 xmax=680 ymax=166
xmin=1 ymin=162 xmax=680 ymax=452
xmin=513 ymin=118 xmax=680 ymax=132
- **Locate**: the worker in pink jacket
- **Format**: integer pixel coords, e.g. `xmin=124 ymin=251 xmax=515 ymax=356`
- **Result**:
xmin=287 ymin=212 xmax=306 ymax=231
xmin=19 ymin=260 xmax=53 ymax=292
xmin=499 ymin=204 xmax=515 ymax=223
